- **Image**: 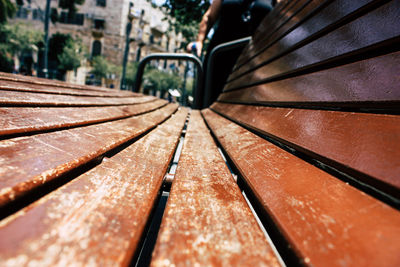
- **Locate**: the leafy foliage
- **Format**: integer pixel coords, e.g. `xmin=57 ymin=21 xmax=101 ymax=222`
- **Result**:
xmin=58 ymin=0 xmax=85 ymax=19
xmin=163 ymin=0 xmax=210 ymax=41
xmin=91 ymin=56 xmax=119 ymax=80
xmin=0 ymin=0 xmax=16 ymax=24
xmin=0 ymin=23 xmax=42 ymax=72
xmin=58 ymin=38 xmax=85 ymax=71
xmin=143 ymin=68 xmax=182 ymax=95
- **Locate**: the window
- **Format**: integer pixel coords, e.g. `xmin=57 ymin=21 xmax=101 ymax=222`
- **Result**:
xmin=32 ymin=9 xmax=44 ymax=21
xmin=93 ymin=19 xmax=105 ymax=30
xmin=92 ymin=40 xmax=102 ymax=57
xmin=96 ymin=0 xmax=106 ymax=7
xmin=59 ymin=12 xmax=84 ymax=25
xmin=16 ymin=7 xmax=29 ymax=19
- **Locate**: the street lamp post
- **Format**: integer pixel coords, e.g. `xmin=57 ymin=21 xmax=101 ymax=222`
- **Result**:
xmin=135 ymin=10 xmax=145 ymax=62
xmin=120 ymin=2 xmax=134 ymax=90
xmin=43 ymin=0 xmax=51 ymax=78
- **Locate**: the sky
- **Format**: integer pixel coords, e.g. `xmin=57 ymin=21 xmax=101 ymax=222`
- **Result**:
xmin=153 ymin=0 xmax=166 ymax=6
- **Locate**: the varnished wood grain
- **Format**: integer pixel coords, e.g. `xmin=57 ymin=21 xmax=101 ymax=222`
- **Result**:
xmin=0 ymin=90 xmax=155 ymax=107
xmin=231 ymin=0 xmax=374 ymax=81
xmin=0 ymin=108 xmax=188 ymax=267
xmin=0 ymin=72 xmax=118 ymax=92
xmin=212 ymin=102 xmax=400 ymax=196
xmin=0 ymin=99 xmax=167 ymax=136
xmin=202 ymin=109 xmax=400 ymax=266
xmin=0 ymin=104 xmax=178 ymax=207
xmin=235 ymin=0 xmax=327 ymax=71
xmin=0 ymin=79 xmax=135 ymax=97
xmin=225 ymin=0 xmax=400 ymax=91
xmin=219 ymin=51 xmax=400 ymax=108
xmin=151 ymin=111 xmax=281 ymax=266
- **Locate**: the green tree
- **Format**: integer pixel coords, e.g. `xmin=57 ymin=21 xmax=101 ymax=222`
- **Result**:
xmin=143 ymin=68 xmax=182 ymax=96
xmin=0 ymin=23 xmax=42 ymax=72
xmin=0 ymin=0 xmax=15 ymax=24
xmin=163 ymin=0 xmax=210 ymax=41
xmin=124 ymin=61 xmax=139 ymax=88
xmin=58 ymin=37 xmax=85 ymax=72
xmin=91 ymin=56 xmax=119 ymax=80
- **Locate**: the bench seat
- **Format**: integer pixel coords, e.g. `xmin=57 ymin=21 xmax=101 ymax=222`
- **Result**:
xmin=1 ymin=0 xmax=400 ymax=265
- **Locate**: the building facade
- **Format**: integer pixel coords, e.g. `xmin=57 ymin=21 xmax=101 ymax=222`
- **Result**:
xmin=11 ymin=0 xmax=183 ymax=86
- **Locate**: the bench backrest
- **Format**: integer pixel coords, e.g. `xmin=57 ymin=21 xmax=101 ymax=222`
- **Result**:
xmin=202 ymin=0 xmax=400 ymax=265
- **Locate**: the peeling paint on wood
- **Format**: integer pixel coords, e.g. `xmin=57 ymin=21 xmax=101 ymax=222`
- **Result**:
xmin=0 ymin=79 xmax=136 ymax=97
xmin=202 ymin=109 xmax=400 ymax=267
xmin=0 ymin=104 xmax=178 ymax=207
xmin=0 ymin=72 xmax=125 ymax=93
xmin=151 ymin=111 xmax=281 ymax=267
xmin=0 ymin=99 xmax=167 ymax=136
xmin=0 ymin=91 xmax=156 ymax=107
xmin=0 ymin=108 xmax=188 ymax=267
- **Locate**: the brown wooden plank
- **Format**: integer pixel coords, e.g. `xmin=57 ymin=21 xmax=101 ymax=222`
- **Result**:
xmin=0 ymin=90 xmax=155 ymax=107
xmin=0 ymin=72 xmax=117 ymax=92
xmin=0 ymin=99 xmax=167 ymax=136
xmin=0 ymin=79 xmax=136 ymax=97
xmin=0 ymin=108 xmax=188 ymax=267
xmin=202 ymin=109 xmax=400 ymax=266
xmin=225 ymin=0 xmax=400 ymax=91
xmin=251 ymin=0 xmax=308 ymax=46
xmin=151 ymin=111 xmax=281 ymax=266
xmin=230 ymin=0 xmax=374 ymax=81
xmin=0 ymin=104 xmax=178 ymax=207
xmin=211 ymin=102 xmax=400 ymax=196
xmin=219 ymin=51 xmax=400 ymax=108
xmin=235 ymin=0 xmax=326 ymax=71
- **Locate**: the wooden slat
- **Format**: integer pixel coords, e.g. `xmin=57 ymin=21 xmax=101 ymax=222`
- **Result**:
xmin=0 ymin=90 xmax=155 ymax=107
xmin=219 ymin=51 xmax=400 ymax=108
xmin=235 ymin=0 xmax=327 ymax=72
xmin=202 ymin=109 xmax=400 ymax=266
xmin=225 ymin=0 xmax=400 ymax=91
xmin=250 ymin=0 xmax=309 ymax=46
xmin=0 ymin=108 xmax=188 ymax=267
xmin=0 ymin=104 xmax=178 ymax=207
xmin=0 ymin=99 xmax=167 ymax=136
xmin=151 ymin=111 xmax=281 ymax=266
xmin=0 ymin=72 xmax=116 ymax=92
xmin=230 ymin=0 xmax=374 ymax=81
xmin=212 ymin=102 xmax=400 ymax=196
xmin=0 ymin=79 xmax=135 ymax=97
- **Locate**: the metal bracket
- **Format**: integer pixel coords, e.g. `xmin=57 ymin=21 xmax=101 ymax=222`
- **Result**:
xmin=133 ymin=53 xmax=203 ymax=109
xmin=203 ymin=36 xmax=251 ymax=108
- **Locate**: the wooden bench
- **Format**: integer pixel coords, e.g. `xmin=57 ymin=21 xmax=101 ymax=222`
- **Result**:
xmin=1 ymin=0 xmax=400 ymax=266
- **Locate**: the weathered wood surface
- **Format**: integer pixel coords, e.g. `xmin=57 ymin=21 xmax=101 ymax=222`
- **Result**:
xmin=231 ymin=0 xmax=376 ymax=80
xmin=0 ymin=99 xmax=167 ymax=136
xmin=0 ymin=104 xmax=178 ymax=207
xmin=0 ymin=90 xmax=155 ymax=106
xmin=212 ymin=103 xmax=400 ymax=196
xmin=151 ymin=111 xmax=281 ymax=266
xmin=219 ymin=51 xmax=400 ymax=108
xmin=0 ymin=108 xmax=188 ymax=267
xmin=225 ymin=0 xmax=400 ymax=91
xmin=202 ymin=109 xmax=400 ymax=266
xmin=0 ymin=79 xmax=135 ymax=97
xmin=0 ymin=72 xmax=118 ymax=92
